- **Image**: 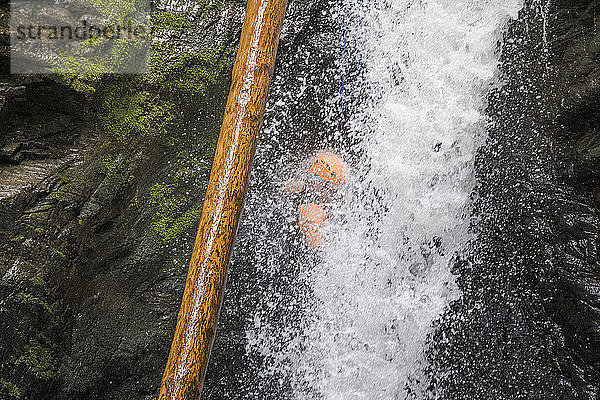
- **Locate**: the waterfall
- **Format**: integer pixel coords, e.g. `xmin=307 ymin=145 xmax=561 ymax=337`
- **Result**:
xmin=237 ymin=0 xmax=523 ymax=398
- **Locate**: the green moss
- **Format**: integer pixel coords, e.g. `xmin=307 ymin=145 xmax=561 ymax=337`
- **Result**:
xmin=48 ymin=0 xmax=150 ymax=76
xmin=172 ymin=152 xmax=211 ymax=181
xmin=97 ymin=44 xmax=230 ymax=151
xmin=32 ymin=273 xmax=46 ymax=288
xmin=585 ymin=144 xmax=600 ymax=160
xmin=151 ymin=11 xmax=191 ymax=31
xmin=100 ymin=80 xmax=175 ymax=143
xmin=0 ymin=378 xmax=20 ymax=398
xmin=33 ymin=0 xmax=235 ymax=248
xmin=148 ymin=183 xmax=202 ymax=243
xmin=89 ymin=0 xmax=141 ymax=20
xmin=71 ymin=79 xmax=98 ymax=93
xmin=52 ymin=248 xmax=67 ymax=260
xmin=49 ymin=176 xmax=73 ymax=200
xmin=146 ymin=149 xmax=213 ymax=243
xmin=52 ymin=35 xmax=149 ymax=78
xmin=148 ymin=47 xmax=230 ymax=94
xmin=101 ymin=154 xmax=115 ymax=171
xmin=16 ymin=292 xmax=53 ymax=315
xmin=48 ymin=0 xmax=235 ymax=174
xmin=17 ymin=341 xmax=57 ymax=380
xmin=57 ymin=0 xmax=232 ymax=93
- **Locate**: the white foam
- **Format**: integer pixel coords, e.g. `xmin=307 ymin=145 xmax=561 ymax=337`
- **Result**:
xmin=245 ymin=0 xmax=522 ymax=398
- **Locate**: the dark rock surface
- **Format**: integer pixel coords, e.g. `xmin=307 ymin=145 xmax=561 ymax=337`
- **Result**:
xmin=0 ymin=77 xmax=201 ymax=400
xmin=429 ymin=1 xmax=600 ymax=398
xmin=0 ymin=2 xmax=242 ymax=398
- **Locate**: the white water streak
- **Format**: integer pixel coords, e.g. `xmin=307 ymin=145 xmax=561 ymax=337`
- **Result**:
xmin=291 ymin=1 xmax=521 ymax=399
xmin=246 ymin=0 xmax=522 ymax=399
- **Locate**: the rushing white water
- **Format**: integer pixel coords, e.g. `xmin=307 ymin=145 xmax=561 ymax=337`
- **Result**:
xmin=243 ymin=0 xmax=522 ymax=399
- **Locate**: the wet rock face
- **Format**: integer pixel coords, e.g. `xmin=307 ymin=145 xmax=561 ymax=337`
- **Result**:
xmin=430 ymin=1 xmax=600 ymax=399
xmin=0 ymin=6 xmax=243 ymax=400
xmin=0 ymin=77 xmax=184 ymax=399
xmin=0 ymin=81 xmax=84 ymax=201
xmin=0 ymin=80 xmax=85 ymax=399
xmin=548 ymin=0 xmax=600 ymax=392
